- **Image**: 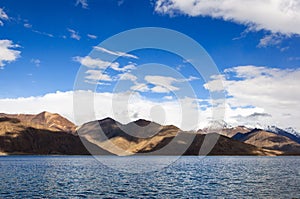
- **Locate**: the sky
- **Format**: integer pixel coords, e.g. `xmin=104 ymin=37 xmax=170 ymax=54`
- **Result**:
xmin=0 ymin=0 xmax=300 ymax=131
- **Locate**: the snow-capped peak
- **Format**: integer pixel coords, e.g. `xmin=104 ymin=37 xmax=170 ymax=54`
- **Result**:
xmin=206 ymin=120 xmax=231 ymax=129
xmin=284 ymin=127 xmax=300 ymax=138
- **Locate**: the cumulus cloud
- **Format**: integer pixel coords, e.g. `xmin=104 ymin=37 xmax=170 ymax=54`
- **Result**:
xmin=68 ymin=28 xmax=81 ymax=40
xmin=94 ymin=46 xmax=138 ymax=59
xmin=155 ymin=0 xmax=300 ymax=36
xmin=0 ymin=40 xmax=21 ymax=68
xmin=204 ymin=65 xmax=300 ymax=129
xmin=75 ymin=0 xmax=88 ymax=9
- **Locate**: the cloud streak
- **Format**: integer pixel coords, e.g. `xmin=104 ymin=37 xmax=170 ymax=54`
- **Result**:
xmin=94 ymin=46 xmax=138 ymax=59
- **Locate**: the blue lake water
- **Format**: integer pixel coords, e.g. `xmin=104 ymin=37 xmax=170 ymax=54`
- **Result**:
xmin=0 ymin=156 xmax=299 ymax=198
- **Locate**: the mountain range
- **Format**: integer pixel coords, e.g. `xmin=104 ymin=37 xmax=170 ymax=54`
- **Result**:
xmin=0 ymin=111 xmax=299 ymax=156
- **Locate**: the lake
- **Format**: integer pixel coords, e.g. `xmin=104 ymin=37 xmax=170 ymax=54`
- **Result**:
xmin=0 ymin=156 xmax=299 ymax=198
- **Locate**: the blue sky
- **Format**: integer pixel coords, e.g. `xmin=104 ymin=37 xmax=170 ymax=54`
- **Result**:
xmin=0 ymin=0 xmax=300 ymax=130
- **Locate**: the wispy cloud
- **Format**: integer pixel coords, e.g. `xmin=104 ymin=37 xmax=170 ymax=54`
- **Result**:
xmin=288 ymin=57 xmax=300 ymax=61
xmin=75 ymin=0 xmax=88 ymax=9
xmin=117 ymin=0 xmax=125 ymax=6
xmin=94 ymin=46 xmax=138 ymax=59
xmin=87 ymin=34 xmax=97 ymax=39
xmin=32 ymin=30 xmax=54 ymax=38
xmin=0 ymin=8 xmax=9 ymax=26
xmin=67 ymin=28 xmax=81 ymax=40
xmin=0 ymin=40 xmax=21 ymax=68
xmin=257 ymin=34 xmax=284 ymax=48
xmin=30 ymin=59 xmax=41 ymax=67
xmin=24 ymin=23 xmax=32 ymax=28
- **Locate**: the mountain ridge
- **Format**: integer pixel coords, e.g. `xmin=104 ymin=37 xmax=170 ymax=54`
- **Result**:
xmin=0 ymin=112 xmax=299 ymax=156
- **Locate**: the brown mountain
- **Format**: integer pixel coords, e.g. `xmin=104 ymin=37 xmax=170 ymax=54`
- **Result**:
xmin=233 ymin=129 xmax=300 ymax=155
xmin=0 ymin=116 xmax=111 ymax=155
xmin=1 ymin=112 xmax=298 ymax=156
xmin=77 ymin=118 xmax=281 ymax=156
xmin=0 ymin=111 xmax=76 ymax=133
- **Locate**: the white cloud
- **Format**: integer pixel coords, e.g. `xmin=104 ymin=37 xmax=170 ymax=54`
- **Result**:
xmin=164 ymin=96 xmax=173 ymax=100
xmin=0 ymin=40 xmax=21 ymax=68
xmin=87 ymin=34 xmax=97 ymax=39
xmin=30 ymin=59 xmax=41 ymax=67
xmin=68 ymin=28 xmax=81 ymax=40
xmin=94 ymin=46 xmax=138 ymax=59
xmin=155 ymin=0 xmax=300 ymax=36
xmin=1 ymin=87 xmax=299 ymax=131
xmin=0 ymin=91 xmax=205 ymax=130
xmin=75 ymin=0 xmax=88 ymax=9
xmin=74 ymin=56 xmax=136 ymax=73
xmin=145 ymin=75 xmax=180 ymax=93
xmin=0 ymin=8 xmax=9 ymax=26
xmin=73 ymin=56 xmax=119 ymax=70
xmin=111 ymin=63 xmax=136 ymax=72
xmin=85 ymin=69 xmax=112 ymax=82
xmin=204 ymin=65 xmax=300 ymax=130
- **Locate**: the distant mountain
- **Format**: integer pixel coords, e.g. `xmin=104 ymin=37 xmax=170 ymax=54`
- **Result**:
xmin=232 ymin=129 xmax=300 ymax=155
xmin=77 ymin=118 xmax=180 ymax=156
xmin=284 ymin=127 xmax=300 ymax=138
xmin=1 ymin=112 xmax=300 ymax=156
xmin=0 ymin=111 xmax=76 ymax=133
xmin=265 ymin=126 xmax=300 ymax=144
xmin=77 ymin=118 xmax=280 ymax=156
xmin=0 ymin=114 xmax=111 ymax=155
